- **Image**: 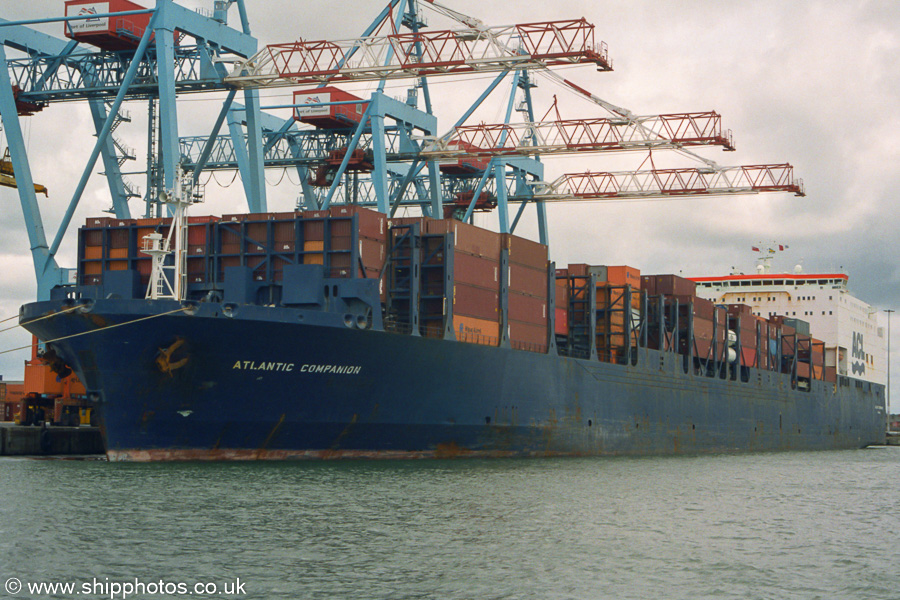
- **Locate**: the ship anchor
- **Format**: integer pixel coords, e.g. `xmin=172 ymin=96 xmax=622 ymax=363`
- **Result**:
xmin=155 ymin=338 xmax=189 ymax=376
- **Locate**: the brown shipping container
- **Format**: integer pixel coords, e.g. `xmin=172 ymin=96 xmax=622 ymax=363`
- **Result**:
xmin=677 ymin=295 xmax=714 ymax=320
xmin=272 ymin=221 xmax=296 ymax=243
xmin=245 ymin=221 xmax=268 ymax=242
xmin=649 ymin=274 xmax=697 ymax=297
xmin=109 ymin=248 xmax=129 ymax=259
xmin=502 ymin=233 xmax=548 ymax=267
xmin=509 ymin=263 xmax=548 ymax=298
xmin=83 ymin=229 xmax=103 ymax=247
xmin=454 ymin=284 xmax=499 ymax=320
xmin=568 ymin=263 xmax=589 ymax=277
xmin=825 ymin=366 xmax=837 ymax=383
xmin=453 ymin=252 xmax=500 ymax=289
xmin=640 ymin=275 xmax=657 ymax=296
xmin=454 ymin=315 xmax=500 ymax=346
xmin=426 ymin=219 xmax=501 ymax=260
xmin=108 ymin=228 xmax=129 ymax=249
xmin=509 ymin=320 xmax=548 ymax=349
xmin=508 ymin=291 xmax=547 ymax=324
xmin=726 ymin=303 xmax=754 ymax=318
xmin=187 ymin=257 xmax=206 ymax=274
xmin=221 ymin=213 xmax=251 ymax=222
xmin=389 ymin=216 xmax=428 ymax=233
xmin=359 ymin=237 xmax=386 ymax=269
xmin=329 ymin=205 xmax=387 ymax=240
xmin=218 ymin=225 xmax=241 ymax=246
xmin=302 ymin=219 xmax=325 ymax=241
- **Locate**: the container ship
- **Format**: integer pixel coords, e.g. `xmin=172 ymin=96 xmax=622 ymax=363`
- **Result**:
xmin=3 ymin=1 xmax=886 ymax=459
xmin=18 ymin=209 xmax=886 ymax=460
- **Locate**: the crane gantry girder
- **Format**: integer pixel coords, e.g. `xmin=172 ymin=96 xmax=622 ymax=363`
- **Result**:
xmin=528 ymin=164 xmax=804 ymax=201
xmin=180 ymin=127 xmax=426 ymax=171
xmin=420 ymin=111 xmax=735 ymax=159
xmin=4 ymin=0 xmax=256 ymax=104
xmin=6 ymin=45 xmax=240 ymax=103
xmin=225 ymin=18 xmax=611 ymax=88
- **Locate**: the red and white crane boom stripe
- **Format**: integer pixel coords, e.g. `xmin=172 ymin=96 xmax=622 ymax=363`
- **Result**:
xmin=225 ymin=19 xmax=611 ymax=88
xmin=529 ymin=164 xmax=804 ymax=201
xmin=421 ymin=112 xmax=734 ymax=158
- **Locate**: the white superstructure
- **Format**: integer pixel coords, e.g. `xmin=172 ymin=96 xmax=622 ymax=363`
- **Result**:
xmin=691 ymin=259 xmax=885 ymax=385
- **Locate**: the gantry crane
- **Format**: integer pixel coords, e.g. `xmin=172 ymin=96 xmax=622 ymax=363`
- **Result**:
xmin=0 ymin=0 xmax=803 ymax=303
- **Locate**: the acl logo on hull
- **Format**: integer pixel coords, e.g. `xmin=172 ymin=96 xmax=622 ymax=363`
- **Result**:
xmin=851 ymin=332 xmax=866 ymax=375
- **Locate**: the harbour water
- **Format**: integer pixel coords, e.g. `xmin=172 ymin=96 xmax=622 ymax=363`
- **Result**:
xmin=1 ymin=448 xmax=899 ymax=599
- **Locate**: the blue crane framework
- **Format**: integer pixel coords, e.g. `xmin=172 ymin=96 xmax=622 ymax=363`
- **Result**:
xmin=0 ymin=0 xmax=804 ymax=301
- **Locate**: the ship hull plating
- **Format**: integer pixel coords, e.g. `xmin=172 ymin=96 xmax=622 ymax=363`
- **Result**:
xmin=20 ymin=300 xmax=886 ymax=461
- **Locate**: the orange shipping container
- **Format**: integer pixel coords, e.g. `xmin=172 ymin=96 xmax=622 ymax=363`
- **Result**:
xmin=84 ymin=246 xmax=103 ymax=260
xmin=555 ymin=307 xmax=568 ymax=336
xmin=606 ymin=265 xmax=641 ymax=288
xmin=455 ymin=315 xmax=500 ymax=346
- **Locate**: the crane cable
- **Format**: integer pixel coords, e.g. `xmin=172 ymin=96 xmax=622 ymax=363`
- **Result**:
xmin=0 ymin=306 xmax=189 ymax=356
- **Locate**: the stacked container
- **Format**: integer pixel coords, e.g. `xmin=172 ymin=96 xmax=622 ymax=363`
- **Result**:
xmin=554 ymin=268 xmax=569 ymax=337
xmin=503 ymin=233 xmax=549 ymax=351
xmin=427 ymin=219 xmax=502 ymax=344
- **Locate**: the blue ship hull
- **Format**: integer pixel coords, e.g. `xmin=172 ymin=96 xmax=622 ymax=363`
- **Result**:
xmin=20 ymin=299 xmax=887 ymax=461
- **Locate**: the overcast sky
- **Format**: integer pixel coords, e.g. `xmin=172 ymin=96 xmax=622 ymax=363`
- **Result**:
xmin=0 ymin=0 xmax=897 ymax=404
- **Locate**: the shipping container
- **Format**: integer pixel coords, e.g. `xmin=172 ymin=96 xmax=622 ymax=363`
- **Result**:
xmin=509 ymin=320 xmax=548 ymax=351
xmin=554 ymin=278 xmax=569 ymax=310
xmin=783 ymin=317 xmax=811 ymax=336
xmin=554 ymin=307 xmax=568 ymax=336
xmin=454 ymin=284 xmax=499 ymax=321
xmin=508 ymin=291 xmax=547 ymax=324
xmin=329 ymin=205 xmax=387 ymax=240
xmin=502 ymin=233 xmax=548 ymax=268
xmin=567 ymin=263 xmax=589 ymax=277
xmin=454 ymin=315 xmax=500 ymax=346
xmin=509 ymin=263 xmax=548 ymax=298
xmin=452 ymin=252 xmax=500 ymax=289
xmin=426 ymin=219 xmax=501 ymax=260
xmin=606 ymin=265 xmax=641 ymax=288
xmin=644 ymin=274 xmax=697 ymax=297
